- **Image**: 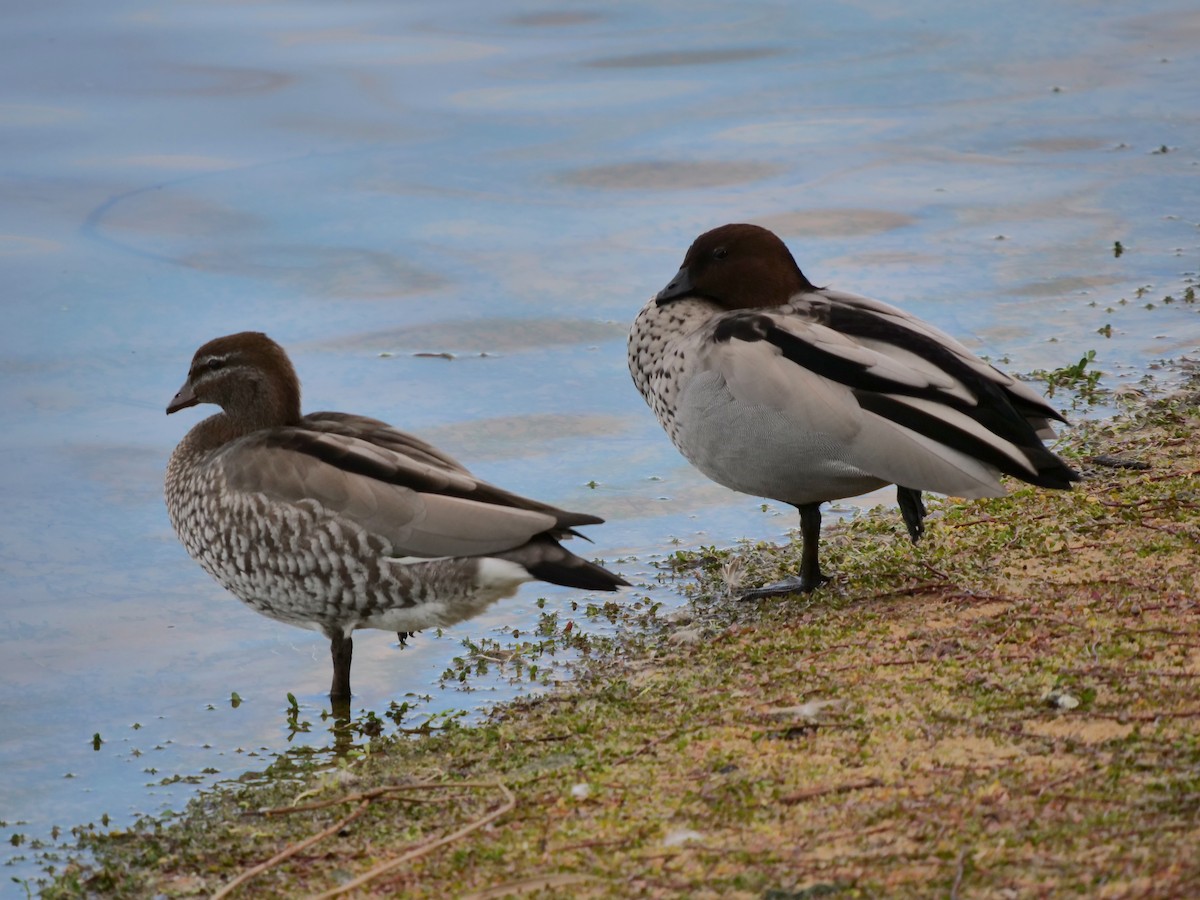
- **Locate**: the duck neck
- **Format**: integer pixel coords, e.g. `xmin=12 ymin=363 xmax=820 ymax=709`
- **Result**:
xmin=224 ymin=375 xmax=302 ymax=434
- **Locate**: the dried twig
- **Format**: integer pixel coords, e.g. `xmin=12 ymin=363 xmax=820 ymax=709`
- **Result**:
xmin=1098 ymin=498 xmax=1171 ymax=509
xmin=823 ymin=654 xmax=970 ymax=673
xmin=1061 ymin=665 xmax=1200 ymax=680
xmin=514 ymin=732 xmax=574 ymax=744
xmin=213 ymin=800 xmax=370 ymax=900
xmin=257 ymin=784 xmax=425 ymax=816
xmin=551 ymin=836 xmax=635 ymax=853
xmin=219 ymin=781 xmax=515 ymax=900
xmin=1137 ymin=519 xmax=1193 ymax=535
xmin=1143 ymin=467 xmax=1200 ymax=483
xmin=950 ymin=849 xmax=966 ymax=900
xmin=792 ymin=642 xmax=860 ymax=665
xmin=1088 ymin=709 xmax=1200 ymax=722
xmin=1120 ymin=626 xmax=1197 ymax=638
xmin=459 ymin=873 xmax=602 ymax=899
xmin=780 ymin=777 xmax=882 ymax=805
xmin=1035 ymin=771 xmax=1087 ymax=798
xmin=313 ymin=781 xmax=515 ymax=899
xmin=613 ymin=724 xmax=709 ymax=766
xmin=949 ymin=511 xmax=1056 ymax=528
xmin=918 ymin=562 xmax=951 ymax=581
xmin=876 ymin=581 xmax=954 ymax=600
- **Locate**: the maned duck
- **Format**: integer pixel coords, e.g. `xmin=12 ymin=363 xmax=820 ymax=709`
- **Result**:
xmin=628 ymin=223 xmax=1079 ymax=598
xmin=166 ymin=332 xmax=627 ymax=702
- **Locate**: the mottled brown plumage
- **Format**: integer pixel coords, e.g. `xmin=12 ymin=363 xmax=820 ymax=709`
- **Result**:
xmin=165 ymin=332 xmax=626 ymax=703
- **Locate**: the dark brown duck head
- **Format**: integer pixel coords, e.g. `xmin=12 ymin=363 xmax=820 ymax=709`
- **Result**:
xmin=655 ymin=223 xmax=817 ymax=311
xmin=167 ymin=331 xmax=302 ymax=430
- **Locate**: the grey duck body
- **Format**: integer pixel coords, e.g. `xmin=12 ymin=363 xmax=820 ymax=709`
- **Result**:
xmin=165 ymin=332 xmax=626 ymax=702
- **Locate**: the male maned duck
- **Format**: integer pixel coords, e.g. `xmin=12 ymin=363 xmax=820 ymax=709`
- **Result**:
xmin=166 ymin=332 xmax=627 ymax=703
xmin=628 ymin=223 xmax=1079 ymax=598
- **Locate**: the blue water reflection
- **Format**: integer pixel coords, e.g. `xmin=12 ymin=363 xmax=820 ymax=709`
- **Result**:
xmin=2 ymin=0 xmax=1198 ymax=886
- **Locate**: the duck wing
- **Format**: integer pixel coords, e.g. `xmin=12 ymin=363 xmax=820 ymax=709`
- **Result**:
xmin=304 ymin=411 xmax=475 ymax=473
xmin=701 ymin=294 xmax=1077 ymax=496
xmin=301 ymin=412 xmax=603 ymax=530
xmin=218 ymin=422 xmax=598 ymax=559
xmin=808 ymin=290 xmax=1067 ymax=435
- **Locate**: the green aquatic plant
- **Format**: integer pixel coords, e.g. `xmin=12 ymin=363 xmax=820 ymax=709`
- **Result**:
xmin=1029 ymin=349 xmax=1103 ymax=403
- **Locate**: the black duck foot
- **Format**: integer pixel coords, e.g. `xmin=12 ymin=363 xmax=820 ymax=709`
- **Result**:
xmin=397 ymin=631 xmax=418 ymax=647
xmin=738 ymin=574 xmax=830 ymax=602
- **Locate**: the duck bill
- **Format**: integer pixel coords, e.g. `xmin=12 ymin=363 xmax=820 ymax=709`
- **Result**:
xmin=655 ymin=266 xmax=694 ymax=305
xmin=166 ymin=379 xmax=198 ymax=414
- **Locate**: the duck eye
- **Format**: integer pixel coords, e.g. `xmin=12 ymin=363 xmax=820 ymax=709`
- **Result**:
xmin=204 ymin=357 xmax=225 ymax=372
xmin=712 ymin=247 xmax=728 ymax=260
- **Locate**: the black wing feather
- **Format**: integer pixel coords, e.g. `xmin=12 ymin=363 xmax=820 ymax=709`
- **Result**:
xmin=713 ymin=311 xmax=1079 ymax=490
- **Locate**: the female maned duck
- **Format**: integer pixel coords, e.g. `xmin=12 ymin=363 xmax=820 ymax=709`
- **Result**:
xmin=165 ymin=332 xmax=627 ymax=702
xmin=629 ymin=223 xmax=1079 ymax=599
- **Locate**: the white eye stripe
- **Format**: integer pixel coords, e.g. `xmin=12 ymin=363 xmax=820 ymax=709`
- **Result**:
xmin=193 ymin=354 xmax=246 ymax=380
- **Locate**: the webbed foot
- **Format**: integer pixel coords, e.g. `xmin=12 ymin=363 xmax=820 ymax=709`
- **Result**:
xmin=738 ymin=573 xmax=830 ymax=602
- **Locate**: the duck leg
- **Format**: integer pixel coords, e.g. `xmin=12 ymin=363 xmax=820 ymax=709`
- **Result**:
xmin=740 ymin=503 xmax=830 ymax=600
xmin=329 ymin=629 xmax=353 ymax=703
xmin=896 ymin=486 xmax=927 ymax=543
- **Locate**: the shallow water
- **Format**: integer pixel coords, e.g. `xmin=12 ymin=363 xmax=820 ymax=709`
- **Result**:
xmin=2 ymin=0 xmax=1198 ymax=887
